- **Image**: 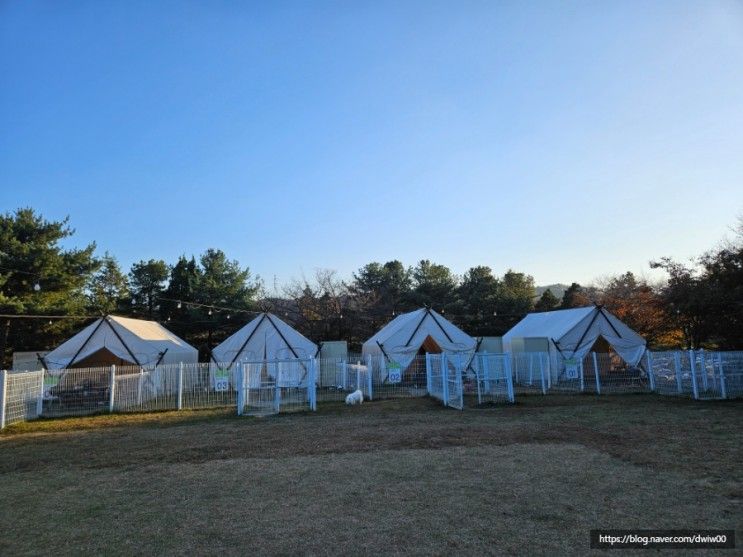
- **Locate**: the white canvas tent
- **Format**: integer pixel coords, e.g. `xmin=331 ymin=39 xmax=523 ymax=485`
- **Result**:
xmin=362 ymin=308 xmax=477 ymax=371
xmin=502 ymin=305 xmax=647 ymax=381
xmin=211 ymin=312 xmax=317 ymax=368
xmin=43 ymin=315 xmax=198 ymax=369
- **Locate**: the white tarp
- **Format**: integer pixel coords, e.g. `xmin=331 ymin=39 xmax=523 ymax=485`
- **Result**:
xmin=44 ymin=315 xmax=198 ymax=369
xmin=503 ymin=306 xmax=647 ymax=367
xmin=211 ymin=312 xmax=317 ymax=367
xmin=361 ymin=308 xmax=477 ymax=370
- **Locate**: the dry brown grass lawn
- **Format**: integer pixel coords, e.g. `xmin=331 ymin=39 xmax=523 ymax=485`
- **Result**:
xmin=0 ymin=394 xmax=741 ymax=555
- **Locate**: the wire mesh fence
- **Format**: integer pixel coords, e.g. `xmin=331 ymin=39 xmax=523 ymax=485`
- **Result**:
xmin=1 ymin=370 xmax=44 ymax=427
xmin=236 ymin=358 xmax=316 ymax=416
xmin=316 ymin=354 xmax=373 ymax=402
xmin=424 ymin=353 xmax=464 ymax=409
xmin=510 ymin=352 xmax=549 ymax=394
xmin=469 ymin=353 xmax=514 ymax=405
xmin=2 ymin=349 xmax=743 ymax=429
xmin=369 ymin=354 xmax=430 ymax=399
xmin=647 ymin=350 xmax=743 ymax=400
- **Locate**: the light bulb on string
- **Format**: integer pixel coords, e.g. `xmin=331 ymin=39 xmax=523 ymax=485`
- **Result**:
xmin=33 ymin=282 xmax=41 ymax=292
xmin=208 ymin=309 xmax=213 ymax=316
xmin=177 ymin=301 xmax=182 ymax=309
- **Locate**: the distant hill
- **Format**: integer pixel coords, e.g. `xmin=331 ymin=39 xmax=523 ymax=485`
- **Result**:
xmin=535 ymin=283 xmax=570 ymax=300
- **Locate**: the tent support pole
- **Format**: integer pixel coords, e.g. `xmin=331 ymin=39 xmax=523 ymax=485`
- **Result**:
xmin=427 ymin=310 xmax=454 ymax=344
xmin=66 ymin=317 xmax=107 ymax=367
xmin=104 ymin=317 xmax=142 ymax=367
xmin=404 ymin=310 xmax=432 ymax=347
xmin=228 ymin=314 xmax=268 ymax=369
xmin=569 ymin=308 xmax=603 ymax=360
xmin=154 ymin=348 xmax=168 ymax=367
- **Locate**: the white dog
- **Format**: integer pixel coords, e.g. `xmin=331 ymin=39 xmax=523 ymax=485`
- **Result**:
xmin=345 ymin=389 xmax=364 ymax=405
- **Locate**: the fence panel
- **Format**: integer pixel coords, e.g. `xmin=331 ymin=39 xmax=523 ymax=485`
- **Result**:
xmin=236 ymin=358 xmax=316 ymax=416
xmin=548 ymin=356 xmax=584 ymax=393
xmin=3 ymin=370 xmax=44 ymax=427
xmin=586 ymin=352 xmax=650 ymax=394
xmin=315 ymin=355 xmax=372 ymax=402
xmin=112 ymin=364 xmax=181 ymax=412
xmin=692 ymin=351 xmax=725 ymax=400
xmin=510 ymin=352 xmax=548 ymax=394
xmin=470 ymin=353 xmax=514 ymax=404
xmin=425 ymin=354 xmax=462 ymax=409
xmin=370 ymin=354 xmax=429 ymax=399
xmin=41 ymin=366 xmax=115 ymax=417
xmin=715 ymin=352 xmax=743 ymax=399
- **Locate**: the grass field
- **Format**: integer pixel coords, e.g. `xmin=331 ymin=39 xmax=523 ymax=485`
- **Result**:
xmin=1 ymin=394 xmax=741 ymax=555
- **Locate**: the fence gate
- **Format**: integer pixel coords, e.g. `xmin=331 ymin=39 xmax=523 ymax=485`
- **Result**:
xmin=425 ymin=353 xmax=463 ymax=409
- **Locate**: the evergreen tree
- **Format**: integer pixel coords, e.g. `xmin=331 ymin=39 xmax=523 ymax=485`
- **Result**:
xmin=129 ymin=259 xmax=169 ymax=318
xmin=407 ymin=259 xmax=458 ymax=312
xmin=560 ymin=282 xmax=590 ymax=308
xmin=0 ymin=208 xmax=98 ymax=367
xmin=87 ymin=252 xmax=129 ymax=315
xmin=534 ymin=288 xmax=559 ymax=312
xmin=457 ymin=266 xmax=500 ymax=335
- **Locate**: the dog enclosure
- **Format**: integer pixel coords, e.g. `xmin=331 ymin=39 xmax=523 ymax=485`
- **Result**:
xmin=2 ymin=349 xmax=742 ymax=429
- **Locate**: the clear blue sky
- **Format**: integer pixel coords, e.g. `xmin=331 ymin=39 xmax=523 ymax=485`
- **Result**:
xmin=2 ymin=1 xmax=742 ymax=290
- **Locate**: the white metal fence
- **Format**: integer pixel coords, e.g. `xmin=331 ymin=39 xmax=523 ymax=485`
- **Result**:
xmin=316 ymin=354 xmax=373 ymax=402
xmin=425 ymin=353 xmax=463 ymax=409
xmin=369 ymin=354 xmax=430 ymax=399
xmin=236 ymin=358 xmax=316 ymax=416
xmin=469 ymin=353 xmax=515 ymax=405
xmin=0 ymin=370 xmax=44 ymax=428
xmin=2 ymin=349 xmax=742 ymax=429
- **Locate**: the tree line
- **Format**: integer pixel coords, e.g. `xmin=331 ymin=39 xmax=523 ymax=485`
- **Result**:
xmin=1 ymin=208 xmax=741 ymax=366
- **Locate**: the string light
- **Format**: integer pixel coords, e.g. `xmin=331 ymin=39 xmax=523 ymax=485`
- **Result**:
xmin=157 ymin=296 xmax=260 ymax=316
xmin=0 ymin=314 xmax=98 ymax=320
xmin=33 ymin=282 xmax=41 ymax=291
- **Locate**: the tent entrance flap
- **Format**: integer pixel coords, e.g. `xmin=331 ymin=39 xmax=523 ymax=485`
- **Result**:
xmin=71 ymin=346 xmax=136 ymax=369
xmin=588 ymin=336 xmax=611 ymax=354
xmin=419 ymin=335 xmax=442 ymax=355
